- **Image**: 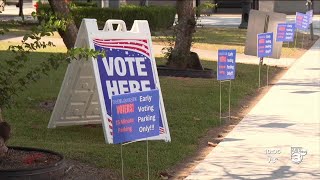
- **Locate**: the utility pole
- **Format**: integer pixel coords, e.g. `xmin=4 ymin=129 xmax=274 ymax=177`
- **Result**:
xmin=307 ymin=0 xmax=314 ymax=40
xmin=239 ymin=0 xmax=252 ymax=29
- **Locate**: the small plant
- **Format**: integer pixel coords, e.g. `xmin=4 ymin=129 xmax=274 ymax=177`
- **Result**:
xmin=157 ymin=29 xmax=176 ymax=60
xmin=37 ymin=3 xmax=176 ymax=31
xmin=23 ymin=153 xmax=46 ymax=165
xmin=196 ymin=2 xmax=217 ymax=16
xmin=0 ymin=8 xmax=104 ymax=156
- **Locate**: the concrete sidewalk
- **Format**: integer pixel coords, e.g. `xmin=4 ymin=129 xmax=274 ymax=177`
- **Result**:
xmin=153 ymin=44 xmax=296 ymax=67
xmin=186 ymin=39 xmax=320 ymax=179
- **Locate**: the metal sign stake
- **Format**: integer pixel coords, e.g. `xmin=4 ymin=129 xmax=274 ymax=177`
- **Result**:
xmin=219 ymin=80 xmax=232 ymax=123
xmin=267 ymin=58 xmax=270 ymax=87
xmin=121 ymin=144 xmax=125 ymax=180
xmin=259 ymin=57 xmax=263 ymax=88
xmin=294 ymin=30 xmax=298 ymax=48
xmin=146 ymin=139 xmax=150 ymax=180
xmin=219 ymin=80 xmax=222 ymax=125
xmin=276 ymin=45 xmax=280 ymax=65
xmin=302 ymin=32 xmax=305 ymax=49
xmin=228 ymin=80 xmax=231 ymax=121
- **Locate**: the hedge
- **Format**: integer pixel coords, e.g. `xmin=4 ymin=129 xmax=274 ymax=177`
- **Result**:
xmin=37 ymin=4 xmax=176 ymax=31
xmin=70 ymin=2 xmax=97 ymax=7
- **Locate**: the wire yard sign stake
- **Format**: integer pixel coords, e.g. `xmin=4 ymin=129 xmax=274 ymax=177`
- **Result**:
xmin=257 ymin=32 xmax=273 ymax=88
xmin=217 ymin=50 xmax=236 ymax=124
xmin=112 ymin=90 xmax=161 ymax=180
xmin=276 ymin=23 xmax=296 ymax=67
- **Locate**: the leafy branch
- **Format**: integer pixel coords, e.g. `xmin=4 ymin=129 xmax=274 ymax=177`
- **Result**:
xmin=0 ymin=10 xmax=104 ymax=110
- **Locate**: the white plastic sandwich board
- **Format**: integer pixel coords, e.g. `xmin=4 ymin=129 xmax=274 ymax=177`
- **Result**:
xmin=48 ymin=19 xmax=171 ymax=144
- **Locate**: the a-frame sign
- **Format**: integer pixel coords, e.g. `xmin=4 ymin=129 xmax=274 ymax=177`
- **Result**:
xmin=48 ymin=19 xmax=171 ymax=144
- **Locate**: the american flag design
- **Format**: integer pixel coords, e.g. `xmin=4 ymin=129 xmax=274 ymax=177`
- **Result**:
xmin=93 ymin=39 xmax=165 ymax=140
xmin=93 ymin=39 xmax=150 ymax=58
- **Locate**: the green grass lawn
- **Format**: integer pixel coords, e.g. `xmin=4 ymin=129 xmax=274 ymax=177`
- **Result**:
xmin=1 ymin=47 xmax=281 ymax=179
xmin=0 ymin=21 xmax=62 ymax=38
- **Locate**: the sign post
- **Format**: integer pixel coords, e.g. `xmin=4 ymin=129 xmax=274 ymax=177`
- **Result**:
xmin=217 ymin=50 xmax=236 ymax=124
xmin=257 ymin=32 xmax=273 ymax=87
xmin=48 ymin=19 xmax=171 ymax=180
xmin=48 ymin=19 xmax=171 ymax=144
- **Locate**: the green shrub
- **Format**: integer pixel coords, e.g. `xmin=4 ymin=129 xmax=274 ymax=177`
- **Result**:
xmin=196 ymin=2 xmax=217 ymax=15
xmin=69 ymin=1 xmax=98 ymax=8
xmin=72 ymin=6 xmax=176 ymax=31
xmin=37 ymin=4 xmax=176 ymax=32
xmin=36 ymin=2 xmax=52 ymax=23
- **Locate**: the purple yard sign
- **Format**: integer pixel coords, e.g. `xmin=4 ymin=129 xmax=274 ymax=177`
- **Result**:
xmin=306 ymin=10 xmax=313 ymax=24
xmin=257 ymin=32 xmax=273 ymax=58
xmin=111 ymin=90 xmax=160 ymax=144
xmin=296 ymin=12 xmax=309 ymax=31
xmin=217 ymin=50 xmax=236 ymax=81
xmin=276 ymin=23 xmax=296 ymax=42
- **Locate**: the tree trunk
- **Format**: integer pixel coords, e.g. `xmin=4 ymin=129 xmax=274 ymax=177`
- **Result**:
xmin=0 ymin=111 xmax=10 ymax=157
xmin=0 ymin=108 xmax=3 ymax=122
xmin=18 ymin=0 xmax=24 ymax=20
xmin=48 ymin=0 xmax=78 ymax=49
xmin=167 ymin=0 xmax=202 ymax=70
xmin=0 ymin=137 xmax=8 ymax=157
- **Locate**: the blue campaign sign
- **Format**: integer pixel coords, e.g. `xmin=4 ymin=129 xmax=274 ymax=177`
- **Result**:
xmin=296 ymin=12 xmax=309 ymax=31
xmin=217 ymin=50 xmax=236 ymax=81
xmin=111 ymin=90 xmax=160 ymax=144
xmin=276 ymin=23 xmax=296 ymax=42
xmin=93 ymin=38 xmax=166 ymax=141
xmin=257 ymin=32 xmax=273 ymax=58
xmin=306 ymin=10 xmax=313 ymax=24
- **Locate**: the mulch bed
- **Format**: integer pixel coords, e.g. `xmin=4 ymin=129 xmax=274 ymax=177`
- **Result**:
xmin=63 ymin=160 xmax=119 ymax=180
xmin=0 ymin=149 xmax=61 ymax=170
xmin=157 ymin=66 xmax=215 ymax=78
